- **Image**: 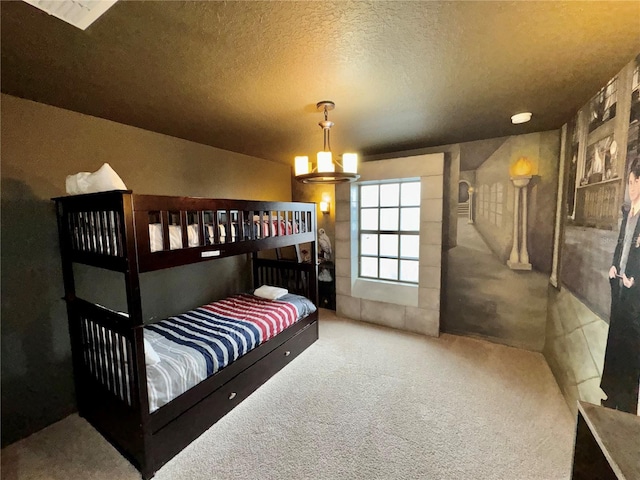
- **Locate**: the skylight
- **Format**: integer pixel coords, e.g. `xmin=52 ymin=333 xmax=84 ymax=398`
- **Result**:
xmin=21 ymin=0 xmax=118 ymax=30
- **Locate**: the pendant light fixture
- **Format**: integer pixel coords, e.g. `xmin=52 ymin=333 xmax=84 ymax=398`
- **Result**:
xmin=294 ymin=101 xmax=360 ymax=184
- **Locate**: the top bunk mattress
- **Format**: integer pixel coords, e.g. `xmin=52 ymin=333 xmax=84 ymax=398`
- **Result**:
xmin=144 ymin=293 xmax=316 ymax=413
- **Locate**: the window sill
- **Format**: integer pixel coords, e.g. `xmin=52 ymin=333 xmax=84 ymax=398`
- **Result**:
xmin=351 ymin=278 xmax=418 ymax=307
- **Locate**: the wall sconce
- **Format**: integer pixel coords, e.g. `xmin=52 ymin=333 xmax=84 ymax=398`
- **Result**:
xmin=320 ymin=193 xmax=331 ymax=214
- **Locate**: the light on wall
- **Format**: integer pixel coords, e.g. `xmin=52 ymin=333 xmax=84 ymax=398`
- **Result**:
xmin=319 ymin=200 xmax=330 ymax=214
xmin=510 ymin=156 xmax=534 ymax=177
xmin=294 ymin=101 xmax=361 ymax=184
xmin=319 ymin=192 xmax=331 ymax=214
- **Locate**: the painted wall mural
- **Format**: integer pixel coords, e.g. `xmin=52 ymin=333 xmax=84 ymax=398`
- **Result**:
xmin=552 ymin=54 xmax=640 ymax=416
xmin=442 ymin=131 xmax=560 ymax=352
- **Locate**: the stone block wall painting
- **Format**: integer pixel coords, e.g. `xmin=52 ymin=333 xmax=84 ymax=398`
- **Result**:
xmin=553 ymin=54 xmax=640 ymax=416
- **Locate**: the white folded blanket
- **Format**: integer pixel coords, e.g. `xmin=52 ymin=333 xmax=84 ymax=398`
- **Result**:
xmin=253 ymin=285 xmax=288 ymax=300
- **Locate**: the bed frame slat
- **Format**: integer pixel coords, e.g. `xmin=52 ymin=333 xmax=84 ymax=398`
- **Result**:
xmin=180 ymin=211 xmax=188 ymax=248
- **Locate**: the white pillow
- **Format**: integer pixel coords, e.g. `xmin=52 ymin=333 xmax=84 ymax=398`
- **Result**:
xmin=96 ymin=325 xmax=160 ymax=366
xmin=143 ymin=338 xmax=161 ymax=366
xmin=254 ymin=285 xmax=288 ymax=300
xmin=65 ymin=163 xmax=127 ymax=195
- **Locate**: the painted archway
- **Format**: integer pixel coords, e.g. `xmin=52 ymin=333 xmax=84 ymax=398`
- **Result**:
xmin=458 ymin=180 xmax=470 ymax=204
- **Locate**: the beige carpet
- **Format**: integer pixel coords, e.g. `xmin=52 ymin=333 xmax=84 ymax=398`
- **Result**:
xmin=2 ymin=310 xmax=576 ymax=480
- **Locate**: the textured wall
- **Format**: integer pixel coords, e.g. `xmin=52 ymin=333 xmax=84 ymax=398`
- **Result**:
xmin=291 ymin=180 xmax=335 ymax=253
xmin=0 ymin=94 xmax=291 ymax=446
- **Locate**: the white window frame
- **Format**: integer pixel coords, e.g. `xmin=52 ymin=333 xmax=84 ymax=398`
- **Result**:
xmin=358 ymin=180 xmax=421 ymax=285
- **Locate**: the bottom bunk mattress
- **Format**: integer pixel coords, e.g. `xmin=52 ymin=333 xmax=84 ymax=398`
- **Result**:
xmin=143 ymin=293 xmax=316 ymax=413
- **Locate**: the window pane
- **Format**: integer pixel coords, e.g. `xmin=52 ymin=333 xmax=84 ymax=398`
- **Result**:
xmin=400 ymin=207 xmax=420 ymax=231
xmin=361 ymin=257 xmax=378 ymax=277
xmin=400 ymin=235 xmax=419 ymax=259
xmin=360 ymin=208 xmax=378 ymax=230
xmin=380 ymin=258 xmax=398 ymax=280
xmin=401 ymin=182 xmax=421 ymax=206
xmin=400 ymin=260 xmax=419 ymax=283
xmin=380 ymin=208 xmax=399 ymax=230
xmin=361 ymin=185 xmax=379 ymax=208
xmin=361 ymin=234 xmax=378 ymax=255
xmin=380 ymin=183 xmax=400 ymax=207
xmin=380 ymin=234 xmax=398 ymax=257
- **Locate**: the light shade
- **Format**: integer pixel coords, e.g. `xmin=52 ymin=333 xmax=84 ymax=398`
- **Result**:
xmin=294 ymin=100 xmax=360 ymax=184
xmin=317 ymin=151 xmax=334 ymax=172
xmin=319 ymin=201 xmax=330 ymax=213
xmin=295 ymin=156 xmax=310 ymax=176
xmin=342 ymin=153 xmax=358 ymax=174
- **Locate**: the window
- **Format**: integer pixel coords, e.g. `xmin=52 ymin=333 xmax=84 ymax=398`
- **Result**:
xmin=359 ymin=181 xmax=420 ymax=284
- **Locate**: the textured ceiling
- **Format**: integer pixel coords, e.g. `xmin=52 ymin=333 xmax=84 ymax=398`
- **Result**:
xmin=2 ymin=1 xmax=639 ymax=167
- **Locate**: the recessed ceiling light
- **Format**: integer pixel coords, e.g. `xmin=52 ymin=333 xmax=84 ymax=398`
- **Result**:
xmin=511 ymin=112 xmax=532 ymax=124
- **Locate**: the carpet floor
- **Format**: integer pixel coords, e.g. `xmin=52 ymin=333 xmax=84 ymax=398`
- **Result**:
xmin=1 ymin=310 xmax=576 ymax=480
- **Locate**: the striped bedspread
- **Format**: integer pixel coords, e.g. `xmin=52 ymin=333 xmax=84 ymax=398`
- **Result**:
xmin=144 ymin=293 xmax=315 ymax=413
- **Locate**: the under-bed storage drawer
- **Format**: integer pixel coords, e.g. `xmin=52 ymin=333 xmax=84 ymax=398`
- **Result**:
xmin=218 ymin=319 xmax=318 ymax=406
xmin=148 ymin=320 xmax=318 ymax=472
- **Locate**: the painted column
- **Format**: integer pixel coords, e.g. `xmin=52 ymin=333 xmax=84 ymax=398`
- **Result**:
xmin=467 ymin=187 xmax=475 ymax=224
xmin=507 ymin=176 xmax=532 ymax=270
xmin=520 ymin=183 xmax=530 ymax=265
xmin=509 ymin=184 xmax=521 ymax=265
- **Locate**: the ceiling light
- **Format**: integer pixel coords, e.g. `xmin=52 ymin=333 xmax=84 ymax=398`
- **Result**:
xmin=295 ymin=101 xmax=360 ymax=184
xmin=21 ymin=0 xmax=118 ymax=30
xmin=511 ymin=112 xmax=532 ymax=124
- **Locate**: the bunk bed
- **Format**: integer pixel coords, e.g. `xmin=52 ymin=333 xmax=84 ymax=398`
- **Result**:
xmin=53 ymin=190 xmax=319 ymax=479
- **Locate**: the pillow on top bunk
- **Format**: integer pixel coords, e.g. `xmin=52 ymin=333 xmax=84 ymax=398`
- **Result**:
xmin=254 ymin=285 xmax=288 ymax=300
xmin=65 ymin=163 xmax=127 ymax=195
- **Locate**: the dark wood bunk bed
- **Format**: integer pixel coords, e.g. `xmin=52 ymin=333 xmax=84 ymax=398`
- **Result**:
xmin=53 ymin=190 xmax=319 ymax=479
